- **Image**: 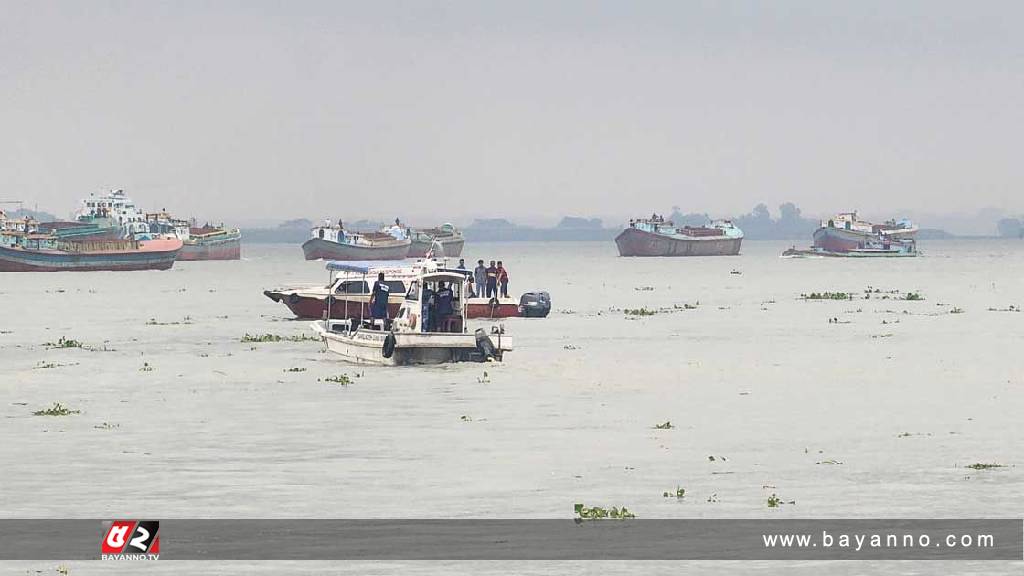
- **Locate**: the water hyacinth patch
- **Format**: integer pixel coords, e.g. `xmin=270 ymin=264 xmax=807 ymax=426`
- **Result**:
xmin=574 ymin=503 xmax=635 ymax=520
xmin=33 ymin=402 xmax=80 ymax=417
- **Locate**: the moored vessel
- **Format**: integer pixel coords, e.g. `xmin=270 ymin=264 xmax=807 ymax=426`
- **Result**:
xmin=143 ymin=215 xmax=241 ymax=261
xmin=615 ymin=216 xmax=743 ymax=257
xmin=783 ymin=212 xmax=918 ymax=258
xmin=407 ymin=223 xmax=465 ymax=258
xmin=178 ymin=226 xmax=242 ymax=261
xmin=75 ymin=190 xmax=241 ymax=260
xmin=302 ymin=221 xmax=411 ymax=261
xmin=0 ymin=219 xmax=181 ymax=272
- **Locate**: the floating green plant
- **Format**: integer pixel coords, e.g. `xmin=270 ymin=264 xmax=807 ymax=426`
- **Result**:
xmin=139 ymin=362 xmax=153 ymax=372
xmin=663 ymin=486 xmax=686 ymax=498
xmin=44 ymin=337 xmax=83 ymax=349
xmin=902 ymin=292 xmax=924 ymax=301
xmin=94 ymin=422 xmax=120 ymax=430
xmin=653 ymin=421 xmax=674 ymax=430
xmin=801 ymin=292 xmax=852 ymax=301
xmin=34 ymin=361 xmax=79 ymax=370
xmin=33 ymin=402 xmax=80 ymax=417
xmin=241 ymin=333 xmax=319 ymax=343
xmin=624 ymin=307 xmax=658 ymax=316
xmin=146 ymin=316 xmax=193 ymax=326
xmin=966 ymin=463 xmax=1005 ymax=470
xmin=574 ymin=503 xmax=635 ymax=520
xmin=283 ymin=367 xmax=307 ymax=373
xmin=767 ymin=494 xmax=781 ymax=508
xmin=320 ymin=374 xmax=352 ymax=385
xmin=949 ymin=307 xmax=966 ymax=314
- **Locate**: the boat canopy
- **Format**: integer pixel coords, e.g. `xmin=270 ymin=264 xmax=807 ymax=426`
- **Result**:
xmin=421 ymin=271 xmax=469 ymax=283
xmin=325 ymin=260 xmax=407 ymax=273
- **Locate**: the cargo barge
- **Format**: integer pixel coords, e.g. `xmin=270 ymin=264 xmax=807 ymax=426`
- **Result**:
xmin=615 ymin=216 xmax=743 ymax=257
xmin=302 ymin=221 xmax=411 ymax=261
xmin=408 ymin=223 xmax=465 ymax=258
xmin=783 ymin=212 xmax=918 ymax=258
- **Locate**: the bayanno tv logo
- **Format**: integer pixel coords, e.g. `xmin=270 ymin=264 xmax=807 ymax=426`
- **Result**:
xmin=101 ymin=520 xmax=160 ymax=560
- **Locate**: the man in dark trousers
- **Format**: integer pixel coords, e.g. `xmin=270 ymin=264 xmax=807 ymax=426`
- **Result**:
xmin=485 ymin=260 xmax=498 ymax=298
xmin=369 ymin=272 xmax=390 ymax=329
xmin=473 ymin=259 xmax=487 ymax=298
xmin=497 ymin=260 xmax=509 ymax=298
xmin=435 ymin=281 xmax=455 ymax=332
xmin=421 ymin=282 xmax=436 ymax=332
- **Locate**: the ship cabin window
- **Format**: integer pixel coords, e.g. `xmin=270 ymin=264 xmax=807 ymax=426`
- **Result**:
xmin=335 ymin=280 xmax=369 ymax=294
xmin=335 ymin=280 xmax=405 ymax=295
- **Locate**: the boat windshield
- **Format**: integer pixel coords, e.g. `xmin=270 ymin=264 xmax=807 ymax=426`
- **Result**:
xmin=334 ymin=280 xmax=405 ymax=294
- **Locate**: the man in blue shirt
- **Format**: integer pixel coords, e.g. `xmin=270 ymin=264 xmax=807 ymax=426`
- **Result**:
xmin=369 ymin=272 xmax=390 ymax=329
xmin=435 ymin=281 xmax=455 ymax=332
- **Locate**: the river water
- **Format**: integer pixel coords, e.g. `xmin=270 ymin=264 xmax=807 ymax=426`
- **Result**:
xmin=2 ymin=239 xmax=1021 ymax=574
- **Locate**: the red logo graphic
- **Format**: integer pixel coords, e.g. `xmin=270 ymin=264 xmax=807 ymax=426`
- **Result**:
xmin=101 ymin=520 xmax=160 ymax=559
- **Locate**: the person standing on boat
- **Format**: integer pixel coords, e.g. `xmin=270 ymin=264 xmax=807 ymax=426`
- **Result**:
xmin=370 ymin=272 xmax=390 ymax=329
xmin=486 ymin=260 xmax=498 ymax=298
xmin=473 ymin=259 xmax=487 ymax=298
xmin=421 ymin=283 xmax=436 ymax=332
xmin=457 ymin=258 xmax=466 ymax=270
xmin=435 ymin=281 xmax=455 ymax=332
xmin=497 ymin=261 xmax=509 ymax=298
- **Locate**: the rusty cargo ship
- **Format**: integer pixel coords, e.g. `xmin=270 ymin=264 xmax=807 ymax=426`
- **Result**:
xmin=615 ymin=216 xmax=743 ymax=257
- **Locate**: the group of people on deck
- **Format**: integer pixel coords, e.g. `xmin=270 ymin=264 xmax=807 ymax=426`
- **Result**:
xmin=366 ymin=257 xmax=512 ymax=333
xmin=459 ymin=258 xmax=509 ymax=299
xmin=368 ymin=271 xmax=458 ymax=333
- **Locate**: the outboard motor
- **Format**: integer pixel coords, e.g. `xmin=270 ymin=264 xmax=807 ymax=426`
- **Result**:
xmin=474 ymin=328 xmax=498 ymax=360
xmin=518 ymin=291 xmax=551 ymax=318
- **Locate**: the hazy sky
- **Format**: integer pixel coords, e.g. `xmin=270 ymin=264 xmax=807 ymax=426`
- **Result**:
xmin=2 ymin=1 xmax=1022 ymax=227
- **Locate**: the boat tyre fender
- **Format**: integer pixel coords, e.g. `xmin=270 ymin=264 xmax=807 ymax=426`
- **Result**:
xmin=288 ymin=293 xmax=301 ymax=305
xmin=382 ymin=332 xmax=397 ymax=358
xmin=409 ymin=312 xmax=418 ymax=330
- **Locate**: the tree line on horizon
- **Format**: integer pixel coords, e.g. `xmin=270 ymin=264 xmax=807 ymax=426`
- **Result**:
xmin=670 ymin=202 xmax=819 ymax=240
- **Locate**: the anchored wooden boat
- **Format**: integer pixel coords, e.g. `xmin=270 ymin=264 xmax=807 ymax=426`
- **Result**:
xmin=302 ymin=223 xmax=411 ymax=261
xmin=407 ymin=223 xmax=465 ymax=258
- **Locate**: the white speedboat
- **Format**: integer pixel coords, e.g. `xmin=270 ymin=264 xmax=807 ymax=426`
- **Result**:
xmin=311 ymin=261 xmax=511 ymax=365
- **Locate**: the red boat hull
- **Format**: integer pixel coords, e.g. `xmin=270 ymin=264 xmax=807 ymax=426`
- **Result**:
xmin=302 ymin=238 xmax=410 ymax=261
xmin=264 ymin=290 xmax=403 ymax=320
xmin=178 ymin=237 xmax=242 ymax=261
xmin=615 ymin=228 xmax=742 ymax=257
xmin=465 ymin=301 xmax=520 ymax=319
xmin=0 ymin=239 xmax=181 ymax=272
